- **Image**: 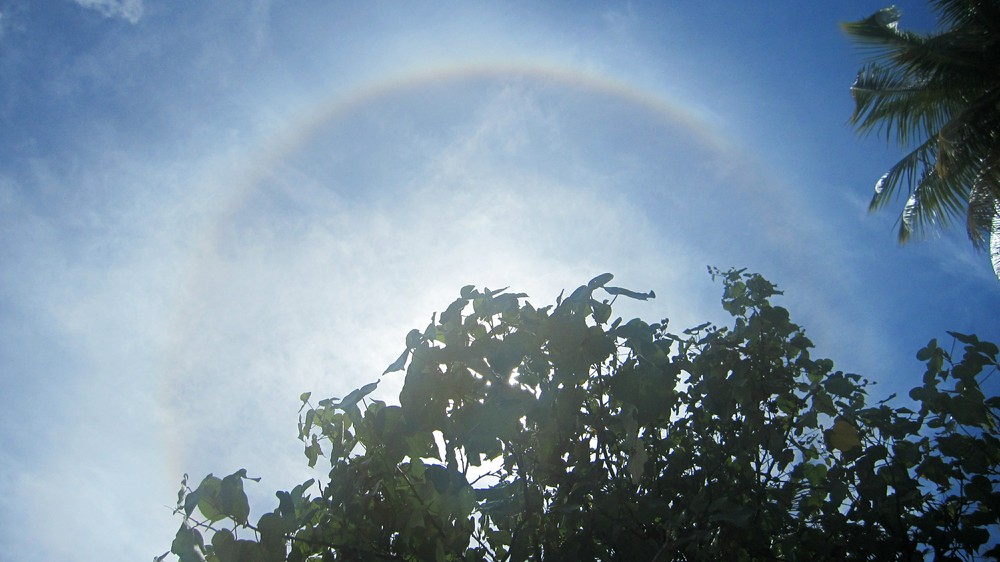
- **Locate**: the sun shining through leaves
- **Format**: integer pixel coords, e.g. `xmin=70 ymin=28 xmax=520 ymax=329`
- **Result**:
xmin=166 ymin=270 xmax=1000 ymax=561
xmin=4 ymin=4 xmax=1000 ymax=561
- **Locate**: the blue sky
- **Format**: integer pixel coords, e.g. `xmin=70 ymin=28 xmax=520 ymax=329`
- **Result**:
xmin=0 ymin=1 xmax=997 ymax=560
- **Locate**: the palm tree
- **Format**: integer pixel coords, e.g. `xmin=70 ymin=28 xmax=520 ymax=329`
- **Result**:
xmin=842 ymin=1 xmax=1000 ymax=281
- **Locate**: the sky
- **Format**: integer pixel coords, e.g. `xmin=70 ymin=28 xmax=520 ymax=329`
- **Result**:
xmin=0 ymin=1 xmax=997 ymax=560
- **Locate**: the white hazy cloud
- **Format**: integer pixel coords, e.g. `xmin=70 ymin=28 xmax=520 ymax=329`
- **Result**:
xmin=71 ymin=0 xmax=143 ymax=23
xmin=0 ymin=69 xmax=729 ymax=561
xmin=4 ymin=4 xmax=998 ymax=561
xmin=246 ymin=0 xmax=274 ymax=52
xmin=155 ymin=78 xmax=722 ymax=483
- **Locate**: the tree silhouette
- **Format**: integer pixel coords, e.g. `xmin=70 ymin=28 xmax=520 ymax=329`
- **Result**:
xmin=164 ymin=270 xmax=1000 ymax=561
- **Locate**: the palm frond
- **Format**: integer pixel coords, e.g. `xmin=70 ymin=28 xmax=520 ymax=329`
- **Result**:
xmin=900 ymin=25 xmax=999 ymax=73
xmin=845 ymin=5 xmax=999 ymax=75
xmin=849 ymin=64 xmax=960 ymax=146
xmin=991 ymin=214 xmax=1000 ymax=280
xmin=933 ymin=0 xmax=1000 ymax=36
xmin=967 ymin=180 xmax=998 ymax=248
xmin=841 ymin=7 xmax=925 ymax=58
xmin=869 ymin=136 xmax=939 ymax=211
xmin=966 ymin=146 xmax=1000 ymax=247
xmin=846 ymin=3 xmax=1000 ymax=280
xmin=894 ymin=158 xmax=971 ymax=242
xmin=898 ymin=171 xmax=949 ymax=242
xmin=900 ymin=193 xmax=924 ymax=243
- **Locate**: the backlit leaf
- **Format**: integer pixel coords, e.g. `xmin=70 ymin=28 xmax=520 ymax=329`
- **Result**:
xmin=604 ymin=286 xmax=655 ymax=300
xmin=383 ymin=349 xmax=409 ymax=375
xmin=337 ymin=381 xmax=379 ymax=410
xmin=588 ymin=272 xmax=614 ymax=289
xmin=828 ymin=418 xmax=861 ymax=452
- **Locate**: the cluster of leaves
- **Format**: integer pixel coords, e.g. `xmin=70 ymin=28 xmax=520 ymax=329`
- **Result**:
xmin=164 ymin=269 xmax=1000 ymax=561
xmin=842 ymin=2 xmax=1000 ymax=278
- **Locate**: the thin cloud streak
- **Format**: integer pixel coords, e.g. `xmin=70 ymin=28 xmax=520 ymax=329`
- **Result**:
xmin=156 ymin=78 xmax=721 ymax=486
xmin=71 ymin=0 xmax=143 ymax=23
xmin=1 ymin=4 xmax=997 ymax=561
xmin=0 ymin=59 xmax=909 ymax=561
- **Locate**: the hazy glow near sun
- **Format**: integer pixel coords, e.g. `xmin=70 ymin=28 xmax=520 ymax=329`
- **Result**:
xmin=1 ymin=4 xmax=997 ymax=562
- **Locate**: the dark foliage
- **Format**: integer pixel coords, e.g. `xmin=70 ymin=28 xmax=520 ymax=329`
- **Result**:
xmin=843 ymin=1 xmax=1000 ymax=278
xmin=164 ymin=269 xmax=1000 ymax=561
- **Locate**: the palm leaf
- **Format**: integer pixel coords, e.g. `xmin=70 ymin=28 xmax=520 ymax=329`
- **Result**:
xmin=967 ymin=147 xmax=1000 ymax=248
xmin=849 ymin=63 xmax=959 ymax=146
xmin=992 ymin=214 xmax=1000 ymax=279
xmin=968 ymin=187 xmax=997 ymax=248
xmin=841 ymin=7 xmax=924 ymax=57
xmin=846 ymin=3 xmax=1000 ymax=279
xmin=898 ymin=167 xmax=968 ymax=242
xmin=932 ymin=0 xmax=1000 ymax=36
xmin=869 ymin=136 xmax=939 ymax=211
xmin=844 ymin=5 xmax=997 ymax=75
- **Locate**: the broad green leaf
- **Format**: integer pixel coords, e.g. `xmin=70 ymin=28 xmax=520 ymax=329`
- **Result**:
xmin=195 ymin=475 xmax=224 ymax=521
xmin=708 ymin=500 xmax=756 ymax=528
xmin=916 ymin=339 xmax=938 ymax=361
xmin=917 ymin=455 xmax=952 ymax=487
xmin=823 ymin=373 xmax=856 ymax=397
xmin=616 ymin=318 xmax=652 ymax=342
xmin=947 ymin=331 xmax=978 ymax=345
xmin=405 ymin=328 xmax=423 ymax=348
xmin=423 ymin=313 xmax=438 ymax=342
xmin=182 ymin=487 xmax=200 ymax=518
xmin=588 ymin=272 xmax=614 ymax=289
xmin=383 ymin=349 xmax=409 ymax=375
xmin=561 ymin=284 xmax=592 ymax=307
xmin=257 ymin=511 xmax=293 ymax=556
xmin=812 ymin=392 xmax=838 ymax=416
xmin=966 ymin=474 xmax=993 ymax=502
xmin=892 ymin=440 xmax=921 ymax=467
xmin=213 ymin=531 xmax=275 ymax=562
xmin=950 ymin=394 xmax=990 ymax=427
xmin=485 ymin=285 xmax=509 ymax=297
xmin=683 ymin=321 xmax=712 ymax=335
xmin=305 ymin=436 xmax=321 ymax=468
xmin=425 ymin=464 xmax=452 ymax=495
xmin=592 ymin=301 xmax=612 ymax=324
xmin=957 ymin=526 xmax=991 ymax=551
xmin=827 ymin=418 xmax=861 ymax=452
xmin=408 ymin=457 xmax=426 ymax=479
xmin=170 ymin=523 xmax=205 ymax=562
xmin=211 ymin=529 xmax=237 ymax=561
xmin=336 ymin=381 xmax=379 ymax=410
xmin=604 ymin=286 xmax=655 ymax=300
xmin=802 ymin=462 xmax=828 ymax=486
xmin=220 ymin=469 xmax=255 ymax=524
xmin=300 ymin=408 xmax=315 ymax=439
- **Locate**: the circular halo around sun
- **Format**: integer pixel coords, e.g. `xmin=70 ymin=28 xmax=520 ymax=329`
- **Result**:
xmin=158 ymin=62 xmax=797 ymax=487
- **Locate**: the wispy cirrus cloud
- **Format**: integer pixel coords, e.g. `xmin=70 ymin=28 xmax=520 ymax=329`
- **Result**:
xmin=71 ymin=0 xmax=143 ymax=23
